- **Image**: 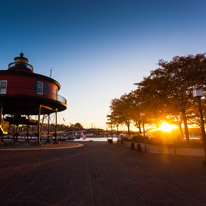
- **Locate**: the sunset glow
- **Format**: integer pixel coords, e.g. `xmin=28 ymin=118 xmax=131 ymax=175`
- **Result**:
xmin=159 ymin=123 xmax=176 ymax=132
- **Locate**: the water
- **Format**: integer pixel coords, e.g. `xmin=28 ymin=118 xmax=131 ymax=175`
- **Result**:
xmin=3 ymin=136 xmax=118 ymax=142
xmin=72 ymin=137 xmax=118 ymax=142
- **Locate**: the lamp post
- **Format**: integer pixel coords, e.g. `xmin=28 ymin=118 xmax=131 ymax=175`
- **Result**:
xmin=193 ymin=88 xmax=206 ymax=164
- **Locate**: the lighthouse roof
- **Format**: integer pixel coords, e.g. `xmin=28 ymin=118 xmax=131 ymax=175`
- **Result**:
xmin=14 ymin=53 xmax=29 ymax=63
xmin=8 ymin=53 xmax=34 ymax=73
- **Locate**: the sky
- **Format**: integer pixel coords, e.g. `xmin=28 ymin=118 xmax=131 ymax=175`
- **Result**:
xmin=0 ymin=0 xmax=206 ymax=129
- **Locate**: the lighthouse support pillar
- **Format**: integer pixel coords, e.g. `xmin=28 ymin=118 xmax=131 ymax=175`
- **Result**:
xmin=37 ymin=105 xmax=58 ymax=145
xmin=54 ymin=109 xmax=59 ymax=144
xmin=26 ymin=115 xmax=30 ymax=142
xmin=46 ymin=114 xmax=50 ymax=142
xmin=37 ymin=105 xmax=42 ymax=145
xmin=0 ymin=105 xmax=3 ymax=144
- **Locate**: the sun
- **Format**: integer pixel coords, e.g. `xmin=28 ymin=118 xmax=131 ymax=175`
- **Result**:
xmin=159 ymin=122 xmax=175 ymax=132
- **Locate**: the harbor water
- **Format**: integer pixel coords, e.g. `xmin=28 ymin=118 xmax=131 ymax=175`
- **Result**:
xmin=72 ymin=137 xmax=118 ymax=142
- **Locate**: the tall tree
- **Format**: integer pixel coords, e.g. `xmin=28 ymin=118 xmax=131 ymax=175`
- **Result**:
xmin=135 ymin=54 xmax=206 ymax=142
xmin=109 ymin=95 xmax=133 ymax=137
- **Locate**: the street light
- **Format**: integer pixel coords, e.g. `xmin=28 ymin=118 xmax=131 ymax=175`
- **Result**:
xmin=193 ymin=88 xmax=206 ymax=165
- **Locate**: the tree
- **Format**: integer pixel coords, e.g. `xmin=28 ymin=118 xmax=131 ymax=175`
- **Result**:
xmin=74 ymin=123 xmax=83 ymax=129
xmin=68 ymin=123 xmax=84 ymax=130
xmin=108 ymin=95 xmax=134 ymax=138
xmin=125 ymin=90 xmax=142 ymax=133
xmin=135 ymin=53 xmax=206 ymax=142
xmin=108 ymin=53 xmax=206 ymax=142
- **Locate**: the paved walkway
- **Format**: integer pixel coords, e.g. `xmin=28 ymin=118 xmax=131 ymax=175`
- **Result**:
xmin=0 ymin=142 xmax=83 ymax=151
xmin=0 ymin=142 xmax=206 ymax=206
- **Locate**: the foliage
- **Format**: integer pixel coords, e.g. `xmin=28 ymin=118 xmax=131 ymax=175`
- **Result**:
xmin=74 ymin=122 xmax=84 ymax=129
xmin=68 ymin=122 xmax=84 ymax=130
xmin=107 ymin=53 xmax=206 ymax=142
xmin=131 ymin=135 xmax=148 ymax=143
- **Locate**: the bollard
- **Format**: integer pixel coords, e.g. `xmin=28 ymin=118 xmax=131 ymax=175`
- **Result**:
xmin=137 ymin=143 xmax=141 ymax=152
xmin=131 ymin=142 xmax=135 ymax=150
xmin=108 ymin=139 xmax=113 ymax=144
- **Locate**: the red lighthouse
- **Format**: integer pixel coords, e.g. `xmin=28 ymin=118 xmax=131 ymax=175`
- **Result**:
xmin=0 ymin=53 xmax=67 ymax=144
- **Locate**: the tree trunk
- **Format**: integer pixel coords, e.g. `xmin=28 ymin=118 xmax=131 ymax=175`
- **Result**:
xmin=182 ymin=110 xmax=189 ymax=142
xmin=127 ymin=122 xmax=130 ymax=139
xmin=178 ymin=121 xmax=184 ymax=140
xmin=138 ymin=120 xmax=142 ymax=133
xmin=135 ymin=120 xmax=142 ymax=133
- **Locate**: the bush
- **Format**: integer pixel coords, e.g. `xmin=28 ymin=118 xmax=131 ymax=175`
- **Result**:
xmin=121 ymin=137 xmax=130 ymax=141
xmin=174 ymin=139 xmax=203 ymax=148
xmin=131 ymin=135 xmax=148 ymax=143
xmin=148 ymin=135 xmax=204 ymax=148
xmin=147 ymin=130 xmax=182 ymax=145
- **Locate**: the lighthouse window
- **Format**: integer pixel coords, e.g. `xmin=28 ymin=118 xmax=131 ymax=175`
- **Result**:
xmin=34 ymin=80 xmax=47 ymax=95
xmin=37 ymin=81 xmax=43 ymax=95
xmin=0 ymin=80 xmax=7 ymax=94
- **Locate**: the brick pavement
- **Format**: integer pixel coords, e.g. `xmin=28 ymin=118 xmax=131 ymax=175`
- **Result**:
xmin=0 ymin=142 xmax=206 ymax=206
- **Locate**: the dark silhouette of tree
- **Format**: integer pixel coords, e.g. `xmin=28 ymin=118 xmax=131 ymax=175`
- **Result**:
xmin=74 ymin=122 xmax=84 ymax=129
xmin=106 ymin=114 xmax=115 ymax=135
xmin=108 ymin=95 xmax=133 ymax=137
xmin=125 ymin=90 xmax=142 ymax=133
xmin=108 ymin=53 xmax=206 ymax=142
xmin=135 ymin=53 xmax=206 ymax=142
xmin=67 ymin=123 xmax=84 ymax=130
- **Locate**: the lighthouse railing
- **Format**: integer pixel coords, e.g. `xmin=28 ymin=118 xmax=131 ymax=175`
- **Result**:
xmin=56 ymin=94 xmax=67 ymax=105
xmin=1 ymin=87 xmax=67 ymax=105
xmin=8 ymin=62 xmax=34 ymax=71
